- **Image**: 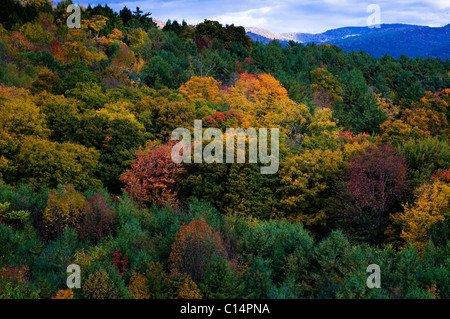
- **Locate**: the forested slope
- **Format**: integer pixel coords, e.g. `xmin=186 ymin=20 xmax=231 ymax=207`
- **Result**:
xmin=0 ymin=1 xmax=449 ymax=300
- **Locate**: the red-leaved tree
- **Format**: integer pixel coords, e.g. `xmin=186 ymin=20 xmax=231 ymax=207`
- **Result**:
xmin=346 ymin=143 xmax=408 ymax=214
xmin=202 ymin=110 xmax=244 ymax=131
xmin=79 ymin=192 xmax=116 ymax=243
xmin=120 ymin=141 xmax=185 ymax=208
xmin=111 ymin=248 xmax=129 ymax=275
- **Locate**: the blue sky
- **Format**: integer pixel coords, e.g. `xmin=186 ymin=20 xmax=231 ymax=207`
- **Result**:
xmin=75 ymin=0 xmax=450 ymax=33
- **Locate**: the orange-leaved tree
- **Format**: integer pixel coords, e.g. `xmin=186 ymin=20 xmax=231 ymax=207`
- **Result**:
xmin=179 ymin=76 xmax=223 ymax=103
xmin=223 ymin=73 xmax=309 ymax=139
xmin=120 ymin=141 xmax=185 ymax=208
xmin=169 ymin=218 xmax=227 ymax=283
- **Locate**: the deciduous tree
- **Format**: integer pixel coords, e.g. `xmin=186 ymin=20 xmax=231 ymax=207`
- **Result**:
xmin=169 ymin=218 xmax=227 ymax=283
xmin=346 ymin=144 xmax=408 ymax=215
xmin=390 ymin=181 xmax=450 ymax=251
xmin=120 ymin=141 xmax=185 ymax=208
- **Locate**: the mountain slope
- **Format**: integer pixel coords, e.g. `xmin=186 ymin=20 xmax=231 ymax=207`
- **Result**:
xmin=246 ymin=31 xmax=290 ymax=46
xmin=245 ymin=27 xmax=292 ymax=41
xmin=247 ymin=24 xmax=450 ymax=59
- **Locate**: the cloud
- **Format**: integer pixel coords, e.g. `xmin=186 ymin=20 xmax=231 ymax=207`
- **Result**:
xmin=208 ymin=6 xmax=274 ymax=28
xmin=75 ymin=0 xmax=450 ymax=33
xmin=422 ymin=0 xmax=450 ymax=10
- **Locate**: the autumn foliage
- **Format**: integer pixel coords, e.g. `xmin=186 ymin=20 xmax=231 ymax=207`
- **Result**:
xmin=111 ymin=248 xmax=129 ymax=275
xmin=179 ymin=76 xmax=223 ymax=103
xmin=120 ymin=141 xmax=185 ymax=208
xmin=346 ymin=144 xmax=408 ymax=214
xmin=0 ymin=1 xmax=449 ymax=300
xmin=391 ymin=180 xmax=450 ymax=251
xmin=51 ymin=289 xmax=73 ymax=299
xmin=79 ymin=193 xmax=116 ymax=243
xmin=169 ymin=218 xmax=227 ymax=283
xmin=42 ymin=186 xmax=86 ymax=239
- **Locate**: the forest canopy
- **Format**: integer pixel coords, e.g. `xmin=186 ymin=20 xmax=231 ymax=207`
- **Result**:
xmin=0 ymin=0 xmax=449 ymax=300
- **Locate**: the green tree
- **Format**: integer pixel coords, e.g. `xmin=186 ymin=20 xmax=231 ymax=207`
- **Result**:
xmin=199 ymin=255 xmax=242 ymax=298
xmin=395 ymin=71 xmax=425 ymax=107
xmin=402 ymin=137 xmax=450 ymax=189
xmin=15 ymin=138 xmax=101 ymax=190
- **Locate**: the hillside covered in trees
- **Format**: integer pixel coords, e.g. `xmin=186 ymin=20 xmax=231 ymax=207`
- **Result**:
xmin=0 ymin=0 xmax=449 ymax=300
xmin=247 ymin=24 xmax=450 ymax=59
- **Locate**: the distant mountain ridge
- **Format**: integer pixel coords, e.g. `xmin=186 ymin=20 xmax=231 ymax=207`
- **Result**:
xmin=152 ymin=18 xmax=166 ymax=29
xmin=246 ymin=24 xmax=450 ymax=59
xmin=245 ymin=27 xmax=292 ymax=41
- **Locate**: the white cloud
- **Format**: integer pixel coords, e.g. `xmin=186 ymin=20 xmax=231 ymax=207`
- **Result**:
xmin=208 ymin=6 xmax=273 ymax=28
xmin=423 ymin=0 xmax=450 ymax=10
xmin=77 ymin=0 xmax=450 ymax=33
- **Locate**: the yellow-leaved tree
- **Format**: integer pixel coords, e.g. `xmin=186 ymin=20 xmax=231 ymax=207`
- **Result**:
xmin=223 ymin=73 xmax=309 ymax=140
xmin=42 ymin=186 xmax=86 ymax=239
xmin=96 ymin=101 xmax=145 ymax=131
xmin=179 ymin=76 xmax=223 ymax=103
xmin=81 ymin=15 xmax=109 ymax=39
xmin=310 ymin=67 xmax=343 ymax=108
xmin=390 ymin=180 xmax=450 ymax=251
xmin=275 ymin=148 xmax=344 ymax=233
